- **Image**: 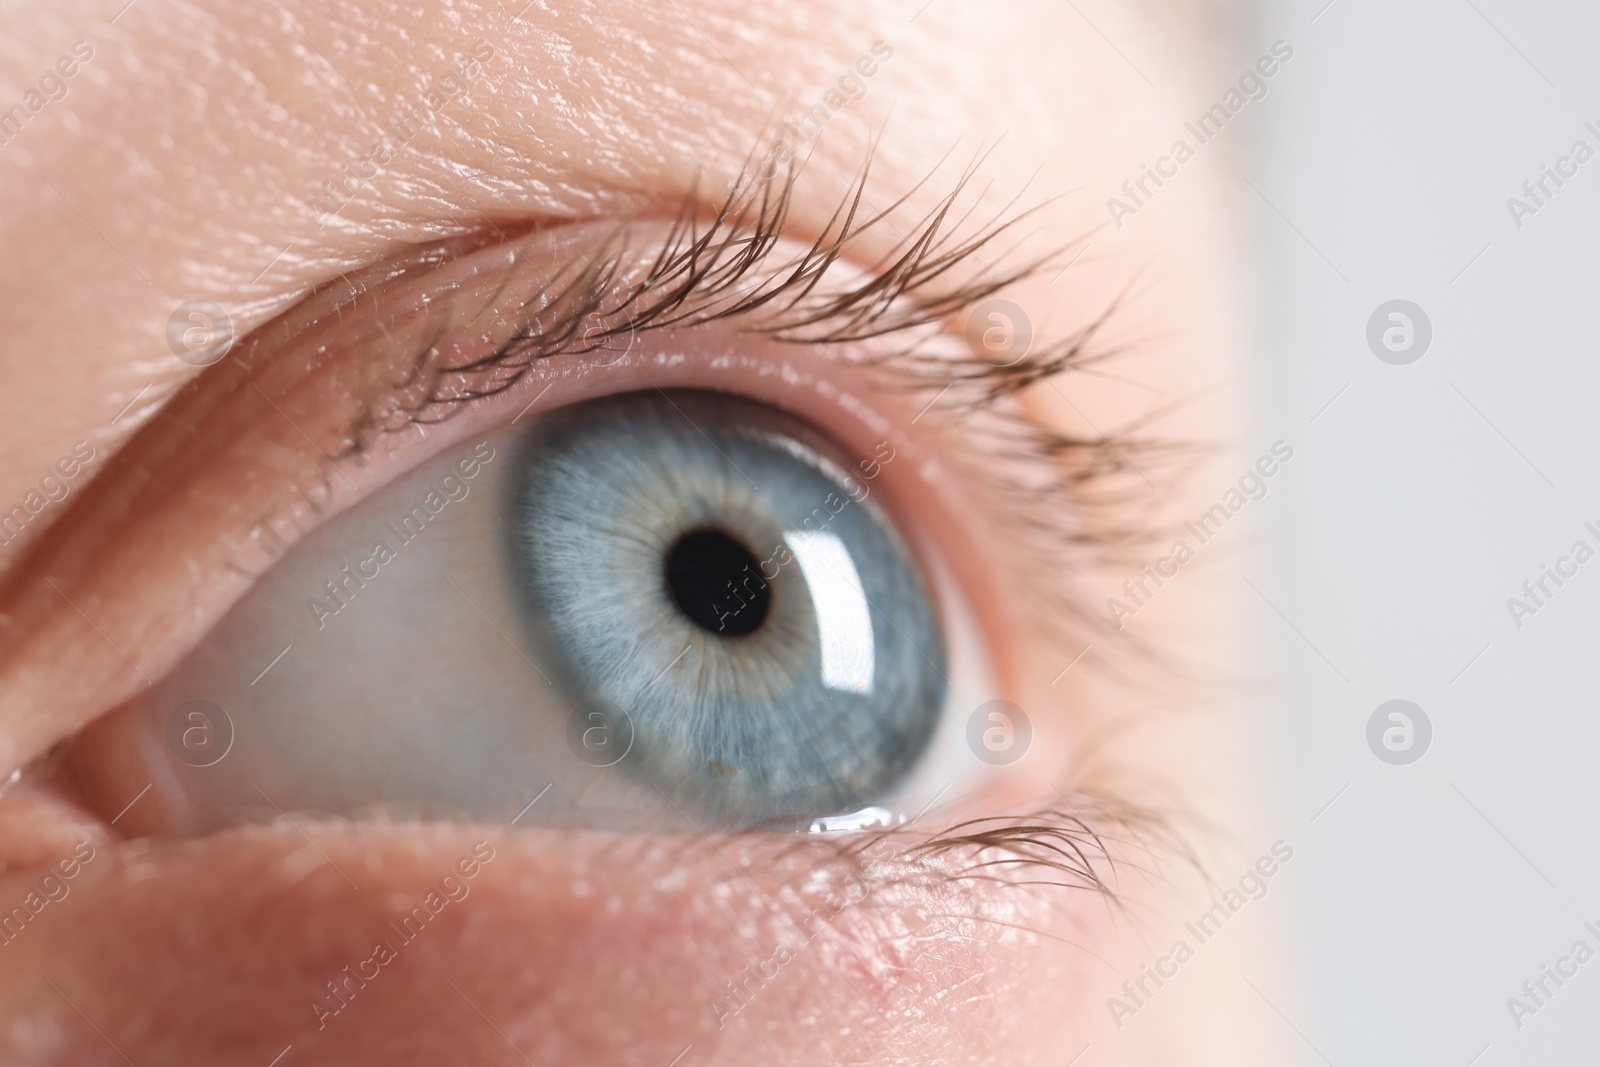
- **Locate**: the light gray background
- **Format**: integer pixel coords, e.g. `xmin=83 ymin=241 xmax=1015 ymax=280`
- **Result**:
xmin=1243 ymin=1 xmax=1600 ymax=1063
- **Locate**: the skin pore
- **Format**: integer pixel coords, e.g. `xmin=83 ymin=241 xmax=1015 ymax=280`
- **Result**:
xmin=0 ymin=1 xmax=1282 ymax=1065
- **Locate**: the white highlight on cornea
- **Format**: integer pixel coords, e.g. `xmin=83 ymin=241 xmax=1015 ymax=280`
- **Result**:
xmin=785 ymin=530 xmax=875 ymax=695
xmin=808 ymin=806 xmax=900 ymax=835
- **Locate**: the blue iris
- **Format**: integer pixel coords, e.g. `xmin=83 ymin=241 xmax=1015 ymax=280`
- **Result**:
xmin=513 ymin=390 xmax=946 ymax=827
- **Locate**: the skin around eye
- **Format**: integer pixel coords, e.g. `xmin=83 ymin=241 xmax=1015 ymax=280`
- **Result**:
xmin=0 ymin=2 xmax=1279 ymax=1065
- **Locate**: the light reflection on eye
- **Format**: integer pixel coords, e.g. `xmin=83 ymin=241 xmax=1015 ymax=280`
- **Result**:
xmin=783 ymin=529 xmax=876 ymax=696
xmin=71 ymin=388 xmax=994 ymax=836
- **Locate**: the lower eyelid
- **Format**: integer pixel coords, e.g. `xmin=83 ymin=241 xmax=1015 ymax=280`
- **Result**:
xmin=0 ymin=813 xmax=1112 ymax=1063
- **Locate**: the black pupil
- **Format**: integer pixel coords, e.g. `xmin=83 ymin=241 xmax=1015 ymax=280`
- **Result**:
xmin=665 ymin=528 xmax=771 ymax=636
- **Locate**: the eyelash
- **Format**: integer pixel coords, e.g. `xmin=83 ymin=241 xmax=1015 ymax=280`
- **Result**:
xmin=367 ymin=152 xmax=1102 ymax=412
xmin=716 ymin=788 xmax=1186 ymax=920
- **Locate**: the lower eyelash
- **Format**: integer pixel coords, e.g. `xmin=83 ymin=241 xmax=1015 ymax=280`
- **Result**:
xmin=699 ymin=788 xmax=1191 ymax=920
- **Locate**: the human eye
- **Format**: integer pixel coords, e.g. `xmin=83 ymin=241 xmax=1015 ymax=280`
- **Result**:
xmin=0 ymin=4 xmax=1265 ymax=1065
xmin=65 ymin=201 xmax=1022 ymax=837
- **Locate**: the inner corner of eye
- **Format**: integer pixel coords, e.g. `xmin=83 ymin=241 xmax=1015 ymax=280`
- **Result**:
xmin=72 ymin=387 xmax=986 ymax=841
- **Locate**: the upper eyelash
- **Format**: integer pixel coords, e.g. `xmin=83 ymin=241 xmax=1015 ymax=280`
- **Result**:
xmin=382 ymin=147 xmax=1087 ymax=417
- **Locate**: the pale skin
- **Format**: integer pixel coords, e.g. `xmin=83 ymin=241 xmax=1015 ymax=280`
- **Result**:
xmin=0 ymin=2 xmax=1284 ymax=1064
